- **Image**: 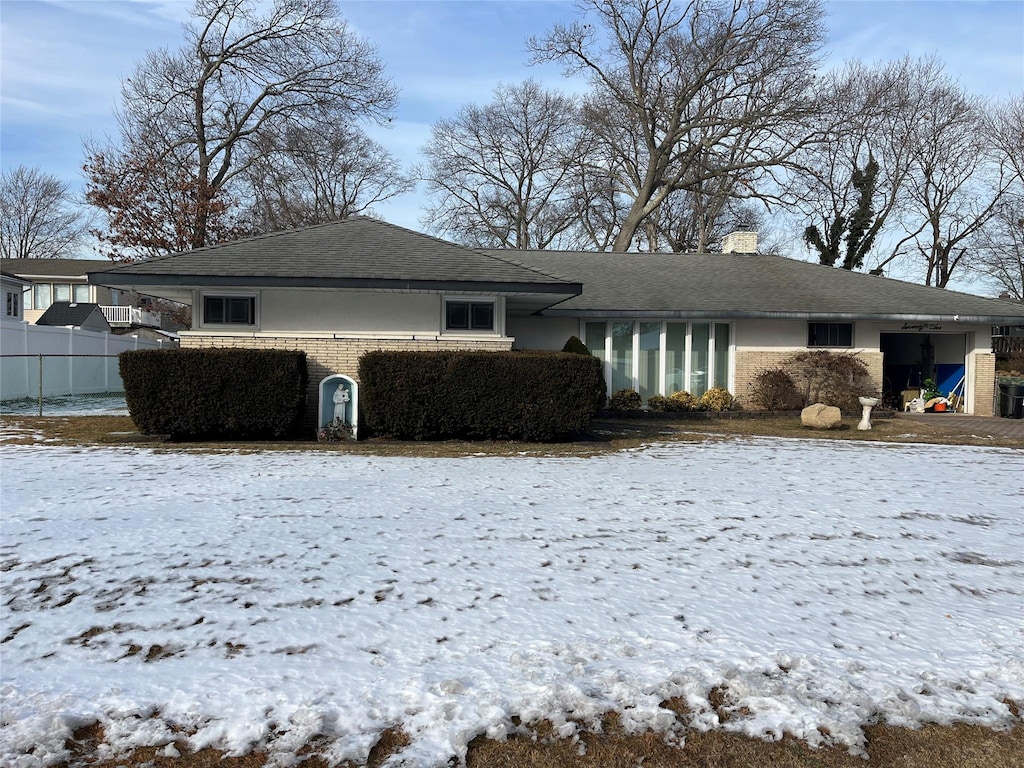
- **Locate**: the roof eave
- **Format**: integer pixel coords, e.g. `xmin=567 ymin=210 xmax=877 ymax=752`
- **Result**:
xmin=538 ymin=308 xmax=1023 ymax=323
xmin=88 ymin=272 xmax=582 ymax=296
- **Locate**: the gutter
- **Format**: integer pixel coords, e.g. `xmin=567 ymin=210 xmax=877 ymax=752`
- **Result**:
xmin=538 ymin=309 xmax=1024 ymax=324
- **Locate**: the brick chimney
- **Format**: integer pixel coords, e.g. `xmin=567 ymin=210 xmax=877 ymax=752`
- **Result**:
xmin=721 ymin=229 xmax=758 ymax=254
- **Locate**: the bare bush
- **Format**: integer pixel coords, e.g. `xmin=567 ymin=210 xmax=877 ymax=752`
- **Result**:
xmin=750 ymin=368 xmax=802 ymax=410
xmin=783 ymin=350 xmax=875 ymax=411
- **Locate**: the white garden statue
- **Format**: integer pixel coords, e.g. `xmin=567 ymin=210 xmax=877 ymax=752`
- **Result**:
xmin=332 ymin=385 xmax=350 ymax=425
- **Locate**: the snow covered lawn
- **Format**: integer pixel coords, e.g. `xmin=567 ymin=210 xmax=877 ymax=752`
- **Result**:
xmin=1 ymin=438 xmax=1022 ymax=767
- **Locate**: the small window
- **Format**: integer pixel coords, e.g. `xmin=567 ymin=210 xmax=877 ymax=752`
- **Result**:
xmin=808 ymin=322 xmax=853 ymax=347
xmin=5 ymin=291 xmax=19 ymax=317
xmin=445 ymin=300 xmax=494 ymax=332
xmin=54 ymin=284 xmax=71 ymax=302
xmin=204 ymin=295 xmax=255 ymax=325
xmin=73 ymin=284 xmax=91 ymax=303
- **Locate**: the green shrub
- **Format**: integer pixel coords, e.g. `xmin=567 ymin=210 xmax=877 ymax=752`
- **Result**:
xmin=357 ymin=350 xmax=605 ymax=441
xmin=608 ymin=388 xmax=642 ymax=411
xmin=699 ymin=387 xmax=735 ymax=411
xmin=783 ymin=350 xmax=874 ymax=411
xmin=669 ymin=390 xmax=701 ymax=411
xmin=562 ymin=335 xmax=591 ymax=355
xmin=646 ymin=394 xmax=671 ymax=411
xmin=119 ymin=348 xmax=307 ymax=440
xmin=750 ymin=368 xmax=802 ymax=410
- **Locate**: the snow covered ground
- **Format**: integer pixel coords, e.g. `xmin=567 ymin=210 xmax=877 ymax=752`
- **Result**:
xmin=1 ymin=438 xmax=1022 ymax=767
xmin=0 ymin=394 xmax=129 ymax=418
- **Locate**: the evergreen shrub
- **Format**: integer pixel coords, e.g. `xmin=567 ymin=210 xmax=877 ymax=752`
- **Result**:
xmin=669 ymin=390 xmax=701 ymax=411
xmin=607 ymin=388 xmax=642 ymax=411
xmin=562 ymin=335 xmax=591 ymax=355
xmin=699 ymin=387 xmax=735 ymax=411
xmin=357 ymin=350 xmax=605 ymax=441
xmin=119 ymin=348 xmax=307 ymax=440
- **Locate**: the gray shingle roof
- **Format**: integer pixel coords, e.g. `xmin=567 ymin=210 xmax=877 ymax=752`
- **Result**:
xmin=0 ymin=259 xmax=111 ymax=279
xmin=89 ymin=217 xmax=579 ymax=295
xmin=36 ymin=302 xmax=110 ymax=329
xmin=487 ymin=250 xmax=1024 ymax=323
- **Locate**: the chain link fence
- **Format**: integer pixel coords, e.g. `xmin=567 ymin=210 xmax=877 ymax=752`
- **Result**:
xmin=0 ymin=355 xmax=129 ymax=416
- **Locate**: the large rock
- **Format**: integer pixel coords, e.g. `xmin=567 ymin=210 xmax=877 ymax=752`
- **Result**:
xmin=801 ymin=403 xmax=842 ymax=430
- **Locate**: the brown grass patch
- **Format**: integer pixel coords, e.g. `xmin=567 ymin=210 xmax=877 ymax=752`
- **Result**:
xmin=3 ymin=412 xmax=1021 ymax=455
xmin=50 ymin=720 xmax=1022 ymax=768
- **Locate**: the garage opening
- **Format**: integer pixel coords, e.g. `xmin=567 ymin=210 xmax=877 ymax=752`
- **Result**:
xmin=880 ymin=332 xmax=967 ymax=410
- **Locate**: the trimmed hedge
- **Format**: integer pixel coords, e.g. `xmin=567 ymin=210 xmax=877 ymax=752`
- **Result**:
xmin=120 ymin=348 xmax=307 ymax=440
xmin=358 ymin=350 xmax=606 ymax=441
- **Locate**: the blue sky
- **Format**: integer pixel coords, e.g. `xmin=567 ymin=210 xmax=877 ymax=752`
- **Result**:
xmin=1 ymin=0 xmax=1022 ymax=246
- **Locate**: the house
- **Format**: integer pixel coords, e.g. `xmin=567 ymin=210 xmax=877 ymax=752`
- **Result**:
xmin=87 ymin=217 xmax=1024 ymax=419
xmin=0 ymin=258 xmax=163 ymax=330
xmin=35 ymin=302 xmax=112 ymax=334
xmin=1 ymin=270 xmax=30 ymax=322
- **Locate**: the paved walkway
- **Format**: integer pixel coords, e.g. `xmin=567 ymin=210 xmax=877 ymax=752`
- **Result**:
xmin=897 ymin=412 xmax=1024 ymax=439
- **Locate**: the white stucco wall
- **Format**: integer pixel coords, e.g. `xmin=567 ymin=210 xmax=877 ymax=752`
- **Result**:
xmin=255 ymin=290 xmax=443 ymax=334
xmin=506 ymin=316 xmax=580 ymax=351
xmin=733 ymin=319 xmax=809 ymax=349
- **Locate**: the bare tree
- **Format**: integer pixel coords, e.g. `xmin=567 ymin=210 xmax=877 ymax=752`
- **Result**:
xmin=530 ymin=0 xmax=827 ymax=252
xmin=420 ymin=80 xmax=592 ymax=249
xmin=85 ymin=0 xmax=396 ymax=260
xmin=242 ymin=123 xmax=412 ymax=232
xmin=894 ymin=85 xmax=1014 ymax=288
xmin=792 ymin=57 xmax=951 ymax=275
xmin=975 ymin=94 xmax=1024 ymax=299
xmin=0 ymin=166 xmax=90 ymax=259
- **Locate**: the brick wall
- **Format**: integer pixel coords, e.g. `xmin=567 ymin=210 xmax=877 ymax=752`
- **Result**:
xmin=180 ymin=333 xmax=513 ymax=432
xmin=972 ymin=352 xmax=996 ymax=417
xmin=734 ymin=349 xmax=884 ymax=409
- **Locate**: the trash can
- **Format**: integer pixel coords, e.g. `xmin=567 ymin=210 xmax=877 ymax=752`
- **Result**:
xmin=999 ymin=380 xmax=1024 ymax=419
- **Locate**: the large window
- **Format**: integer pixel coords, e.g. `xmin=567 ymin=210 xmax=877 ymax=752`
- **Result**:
xmin=203 ymin=295 xmax=256 ymax=325
xmin=585 ymin=321 xmax=606 ymax=361
xmin=690 ymin=323 xmax=710 ymax=395
xmin=588 ymin=320 xmax=732 ymax=400
xmin=445 ymin=300 xmax=494 ymax=331
xmin=638 ymin=322 xmax=661 ymax=401
xmin=73 ymin=284 xmax=91 ymax=303
xmin=33 ymin=284 xmax=51 ymax=310
xmin=808 ymin=322 xmax=853 ymax=347
xmin=611 ymin=321 xmax=634 ymax=394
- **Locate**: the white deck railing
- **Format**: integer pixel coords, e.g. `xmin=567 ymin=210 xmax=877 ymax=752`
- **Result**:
xmin=100 ymin=306 xmax=162 ymax=328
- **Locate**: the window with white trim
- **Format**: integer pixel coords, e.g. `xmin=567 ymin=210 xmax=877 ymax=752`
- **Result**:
xmin=444 ymin=299 xmax=494 ymax=332
xmin=203 ymin=295 xmax=256 ymax=326
xmin=5 ymin=290 xmax=19 ymax=317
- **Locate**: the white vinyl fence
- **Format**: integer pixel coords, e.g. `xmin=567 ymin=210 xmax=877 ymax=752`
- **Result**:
xmin=1 ymin=321 xmax=172 ymax=405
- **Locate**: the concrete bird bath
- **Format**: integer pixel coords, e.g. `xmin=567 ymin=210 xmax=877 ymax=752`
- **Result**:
xmin=858 ymin=396 xmax=880 ymax=430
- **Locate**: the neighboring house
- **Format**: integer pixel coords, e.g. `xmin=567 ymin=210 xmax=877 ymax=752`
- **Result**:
xmin=0 ymin=258 xmax=162 ymax=330
xmin=1 ymin=271 xmax=30 ymax=322
xmin=35 ymin=302 xmax=113 ymax=334
xmin=87 ymin=217 xmax=1024 ymax=419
